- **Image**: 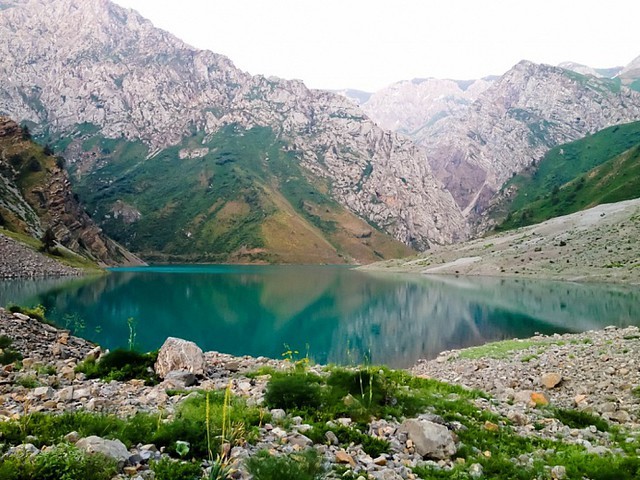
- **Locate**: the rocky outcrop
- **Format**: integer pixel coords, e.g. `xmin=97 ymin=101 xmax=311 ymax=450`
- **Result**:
xmin=0 ymin=0 xmax=467 ymax=250
xmin=0 ymin=116 xmax=143 ymax=266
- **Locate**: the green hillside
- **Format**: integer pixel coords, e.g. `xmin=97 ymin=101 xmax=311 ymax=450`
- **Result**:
xmin=50 ymin=124 xmax=413 ymax=264
xmin=496 ymin=121 xmax=640 ymax=230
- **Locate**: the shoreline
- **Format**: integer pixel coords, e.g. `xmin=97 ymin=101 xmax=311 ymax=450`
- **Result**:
xmin=1 ymin=307 xmax=640 ymax=479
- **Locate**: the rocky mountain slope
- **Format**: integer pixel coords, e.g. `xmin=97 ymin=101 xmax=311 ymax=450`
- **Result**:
xmin=0 ymin=0 xmax=467 ymax=262
xmin=0 ymin=116 xmax=141 ymax=267
xmin=417 ymin=61 xmax=640 ymax=230
xmin=353 ymin=57 xmax=640 ymax=236
xmin=366 ymin=198 xmax=640 ymax=284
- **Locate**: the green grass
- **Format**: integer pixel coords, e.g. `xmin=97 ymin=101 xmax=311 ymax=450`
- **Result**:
xmin=68 ymin=125 xmax=341 ymax=261
xmin=456 ymin=338 xmax=554 ymax=360
xmin=497 ymin=120 xmax=640 ymax=230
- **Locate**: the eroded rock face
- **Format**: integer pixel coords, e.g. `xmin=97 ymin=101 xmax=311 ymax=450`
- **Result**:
xmin=0 ymin=0 xmax=468 ymax=250
xmin=154 ymin=337 xmax=205 ymax=379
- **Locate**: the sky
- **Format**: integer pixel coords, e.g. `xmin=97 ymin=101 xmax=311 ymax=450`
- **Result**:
xmin=112 ymin=0 xmax=640 ymax=92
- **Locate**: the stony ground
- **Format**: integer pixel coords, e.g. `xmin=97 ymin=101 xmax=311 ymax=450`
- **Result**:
xmin=0 ymin=232 xmax=80 ymax=279
xmin=365 ymin=198 xmax=640 ymax=284
xmin=412 ymin=326 xmax=640 ymax=442
xmin=1 ymin=307 xmax=640 ymax=479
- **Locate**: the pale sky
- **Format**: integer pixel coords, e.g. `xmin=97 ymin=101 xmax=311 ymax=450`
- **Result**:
xmin=113 ymin=0 xmax=640 ymax=92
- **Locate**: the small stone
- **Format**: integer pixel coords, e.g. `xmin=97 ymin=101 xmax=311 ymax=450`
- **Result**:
xmin=530 ymin=392 xmax=550 ymax=406
xmin=469 ymin=463 xmax=484 ymax=479
xmin=551 ymin=465 xmax=567 ymax=479
xmin=373 ymin=455 xmax=387 ymax=466
xmin=335 ymin=449 xmax=356 ymax=467
xmin=540 ymin=373 xmax=562 ymax=389
xmin=483 ymin=421 xmax=499 ymax=432
xmin=573 ymin=394 xmax=588 ymax=406
xmin=325 ymin=431 xmax=339 ymax=445
xmin=270 ymin=409 xmax=286 ymax=421
xmin=64 ymin=431 xmax=80 ymax=443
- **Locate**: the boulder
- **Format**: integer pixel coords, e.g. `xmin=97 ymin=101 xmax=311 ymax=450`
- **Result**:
xmin=154 ymin=337 xmax=205 ymax=379
xmin=399 ymin=418 xmax=457 ymax=460
xmin=76 ymin=435 xmax=130 ymax=466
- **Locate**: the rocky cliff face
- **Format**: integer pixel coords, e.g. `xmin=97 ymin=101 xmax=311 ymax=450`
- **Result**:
xmin=0 ymin=0 xmax=468 ymax=253
xmin=417 ymin=61 xmax=640 ymax=229
xmin=353 ymin=58 xmax=640 ymax=233
xmin=0 ymin=116 xmax=141 ymax=266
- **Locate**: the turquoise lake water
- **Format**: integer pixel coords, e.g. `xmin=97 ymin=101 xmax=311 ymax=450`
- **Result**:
xmin=1 ymin=266 xmax=638 ymax=368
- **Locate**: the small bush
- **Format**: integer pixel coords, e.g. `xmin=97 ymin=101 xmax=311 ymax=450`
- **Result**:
xmin=264 ymin=372 xmax=322 ymax=411
xmin=76 ymin=349 xmax=159 ymax=385
xmin=0 ymin=335 xmax=22 ymax=365
xmin=16 ymin=375 xmax=39 ymax=389
xmin=8 ymin=304 xmax=48 ymax=323
xmin=0 ymin=443 xmax=117 ymax=480
xmin=151 ymin=457 xmax=202 ymax=480
xmin=245 ymin=449 xmax=326 ymax=480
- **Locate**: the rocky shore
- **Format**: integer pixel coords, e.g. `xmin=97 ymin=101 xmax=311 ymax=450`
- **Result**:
xmin=1 ymin=307 xmax=640 ymax=479
xmin=0 ymin=233 xmax=81 ymax=279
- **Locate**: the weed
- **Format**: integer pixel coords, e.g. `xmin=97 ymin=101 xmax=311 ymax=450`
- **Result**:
xmin=0 ymin=335 xmax=23 ymax=365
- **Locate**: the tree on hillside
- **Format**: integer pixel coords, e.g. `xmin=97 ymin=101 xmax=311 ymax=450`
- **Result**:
xmin=40 ymin=227 xmax=57 ymax=253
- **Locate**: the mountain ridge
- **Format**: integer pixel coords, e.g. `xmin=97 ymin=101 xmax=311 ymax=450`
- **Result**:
xmin=0 ymin=0 xmax=468 ymax=259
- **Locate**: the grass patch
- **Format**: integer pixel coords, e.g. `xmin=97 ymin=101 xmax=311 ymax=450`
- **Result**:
xmin=150 ymin=457 xmax=202 ymax=480
xmin=457 ymin=339 xmax=554 ymax=360
xmin=245 ymin=449 xmax=326 ymax=480
xmin=552 ymin=408 xmax=609 ymax=432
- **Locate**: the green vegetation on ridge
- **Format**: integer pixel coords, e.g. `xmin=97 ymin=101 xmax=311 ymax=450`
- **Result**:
xmin=52 ymin=124 xmax=412 ymax=264
xmin=497 ymin=121 xmax=640 ymax=230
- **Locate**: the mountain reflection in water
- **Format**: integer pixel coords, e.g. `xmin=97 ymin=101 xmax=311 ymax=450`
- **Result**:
xmin=0 ymin=266 xmax=638 ymax=368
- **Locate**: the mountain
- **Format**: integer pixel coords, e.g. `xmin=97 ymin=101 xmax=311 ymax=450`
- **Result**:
xmin=355 ymin=57 xmax=640 ymax=235
xmin=346 ymin=77 xmax=493 ymax=136
xmin=496 ymin=121 xmax=640 ymax=230
xmin=0 ymin=0 xmax=467 ymax=262
xmin=417 ymin=60 xmax=640 ymax=231
xmin=0 ymin=116 xmax=141 ymax=266
xmin=619 ymin=55 xmax=640 ymax=89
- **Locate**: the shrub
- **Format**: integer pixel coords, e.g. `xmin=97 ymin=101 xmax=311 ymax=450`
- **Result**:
xmin=150 ymin=457 xmax=202 ymax=480
xmin=0 ymin=444 xmax=117 ymax=480
xmin=245 ymin=449 xmax=326 ymax=480
xmin=76 ymin=349 xmax=159 ymax=385
xmin=0 ymin=335 xmax=22 ymax=365
xmin=263 ymin=372 xmax=322 ymax=411
xmin=8 ymin=304 xmax=48 ymax=323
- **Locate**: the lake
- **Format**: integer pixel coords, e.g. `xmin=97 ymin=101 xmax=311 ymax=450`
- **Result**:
xmin=1 ymin=266 xmax=638 ymax=368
